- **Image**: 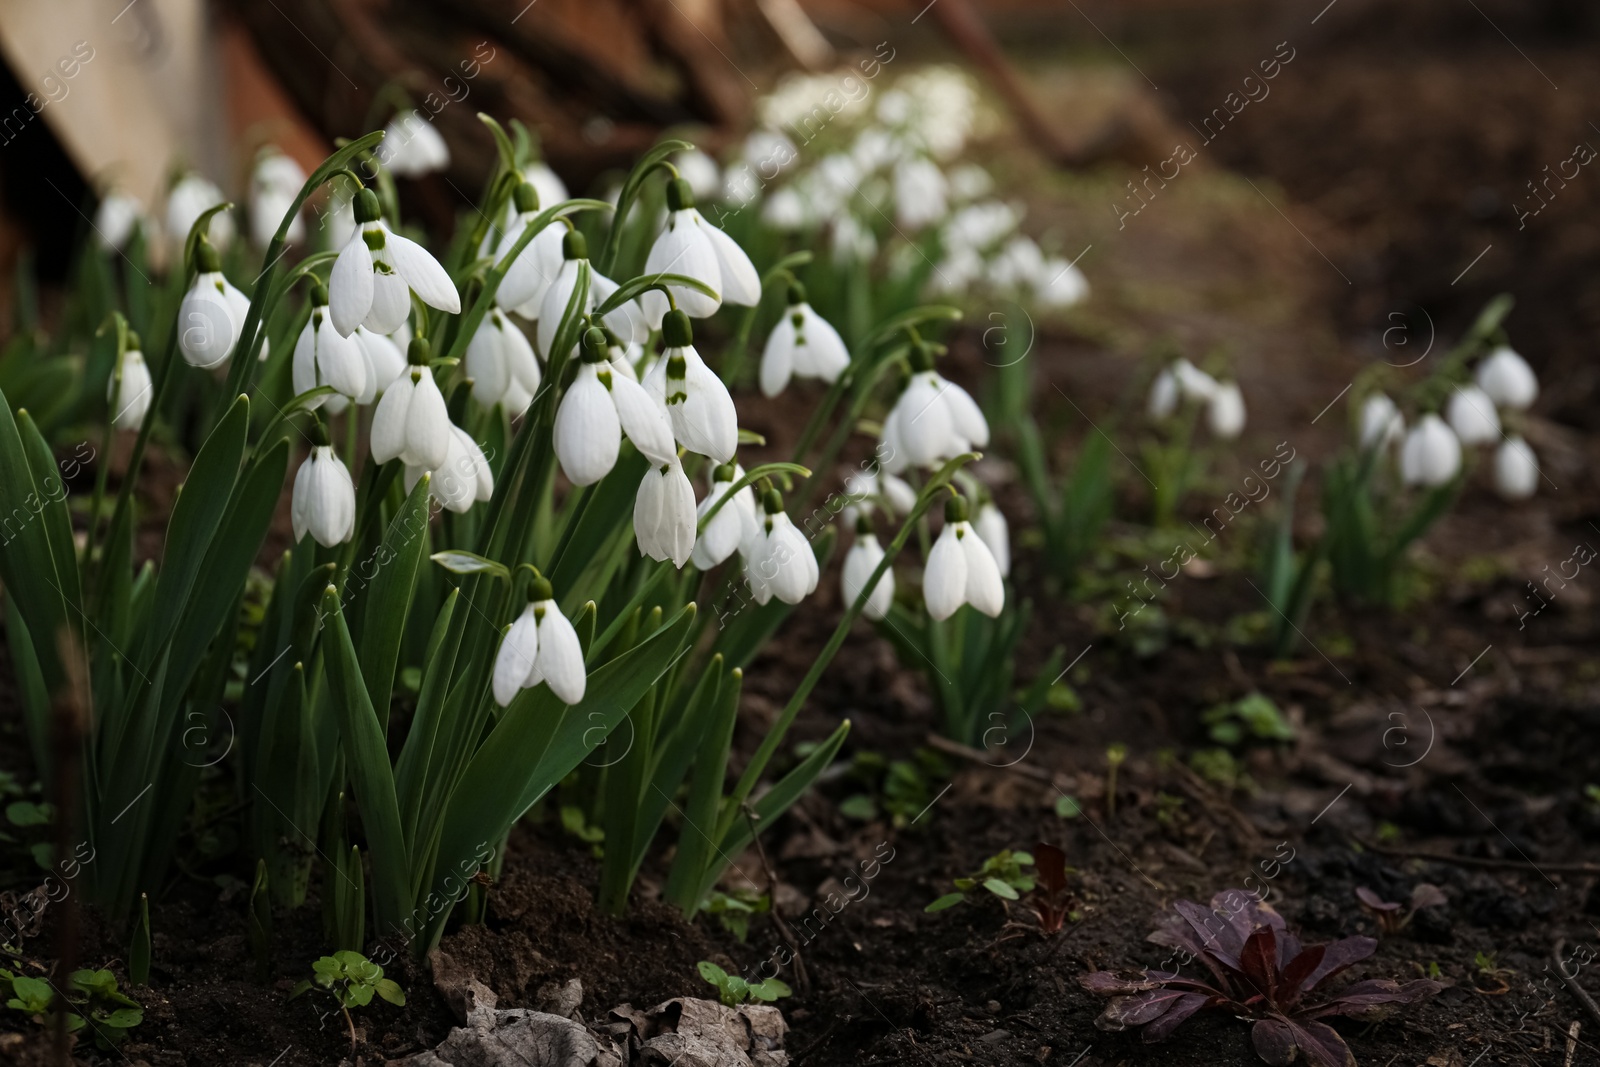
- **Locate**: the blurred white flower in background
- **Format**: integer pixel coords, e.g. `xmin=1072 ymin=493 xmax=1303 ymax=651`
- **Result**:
xmin=249 ymin=148 xmax=306 ymax=247
xmin=1400 ymin=414 xmax=1462 ymax=487
xmin=1475 ymin=346 xmax=1538 ymax=410
xmin=1357 ymin=393 xmax=1405 ymax=450
xmin=95 ymin=190 xmax=151 ymax=252
xmin=1208 ymin=381 xmax=1247 ymax=439
xmin=378 ymin=110 xmax=451 ymax=177
xmin=167 ymin=172 xmax=232 ymax=250
xmin=1445 ymin=384 xmax=1501 ymax=446
xmin=1493 ymin=436 xmax=1539 ymax=500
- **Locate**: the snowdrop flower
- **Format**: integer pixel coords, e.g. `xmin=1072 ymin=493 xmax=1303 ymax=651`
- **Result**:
xmin=1400 ymin=413 xmax=1462 ymax=487
xmin=1492 ymin=436 xmax=1539 ymax=500
xmin=249 ymin=149 xmax=306 ymax=247
xmin=1172 ymin=359 xmax=1218 ymax=403
xmin=536 ymin=229 xmax=647 ymax=358
xmin=1445 ymin=384 xmax=1500 ymax=446
xmin=406 ymin=424 xmax=492 ymax=514
xmin=1476 ymin=346 xmax=1538 ymax=411
xmin=606 ymin=333 xmax=644 ymax=382
xmin=492 ymin=572 xmax=586 ymax=707
xmin=1148 ymin=367 xmax=1179 ymax=420
xmin=761 ymin=187 xmax=807 ymax=232
xmin=635 ymin=456 xmax=697 ymax=567
xmin=674 ymin=148 xmax=722 ymax=201
xmin=466 ymin=307 xmax=541 ymax=414
xmin=371 ymin=338 xmax=452 ymax=470
xmin=350 ymin=326 xmax=406 ymax=403
xmin=292 ymin=282 xmax=367 ymax=413
xmin=1036 ymin=257 xmax=1089 ymax=308
xmin=177 ymin=238 xmax=249 ymax=368
xmin=378 ymin=110 xmax=450 ymax=177
xmin=842 ymin=516 xmax=894 ymax=620
xmin=760 ymin=283 xmax=850 ymax=397
xmin=107 ymin=334 xmax=152 ymax=431
xmin=523 ymin=161 xmax=568 ymax=211
xmin=923 ymin=494 xmax=1004 ymax=621
xmin=1358 ymin=392 xmax=1405 ymax=450
xmin=643 ymin=309 xmax=738 ymax=463
xmin=841 ymin=468 xmax=916 ymax=526
xmin=893 ymin=157 xmax=948 ymax=230
xmin=638 ymin=178 xmax=760 ymax=327
xmin=943 ymin=202 xmax=1019 ymax=254
xmin=974 ymin=500 xmax=1011 ymax=577
xmin=881 ymin=347 xmax=989 ymax=472
xmin=96 ymin=191 xmax=149 ymax=251
xmin=555 ymin=327 xmax=676 ymax=485
xmin=744 ymin=128 xmax=797 ymax=174
xmin=291 ymin=427 xmax=357 ymax=548
xmin=495 ymin=183 xmax=567 ymax=316
xmin=1208 ymin=381 xmax=1246 ymax=439
xmin=692 ymin=461 xmax=761 ymax=570
xmin=745 ymin=486 xmax=819 ymax=605
xmin=167 ymin=172 xmax=232 ymax=249
xmin=831 ymin=214 xmax=877 ymax=263
xmin=990 ymin=235 xmax=1048 ymax=291
xmin=329 ymin=187 xmax=460 ymax=336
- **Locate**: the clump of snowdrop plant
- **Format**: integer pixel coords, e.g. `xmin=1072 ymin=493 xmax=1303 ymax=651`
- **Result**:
xmin=1142 ymin=355 xmax=1248 ymax=524
xmin=2 ymin=105 xmax=1035 ymax=962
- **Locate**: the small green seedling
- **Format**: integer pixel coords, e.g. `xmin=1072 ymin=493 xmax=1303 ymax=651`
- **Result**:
xmin=1105 ymin=744 xmax=1128 ymax=817
xmin=696 ymin=961 xmax=790 ymax=1007
xmin=700 ymin=888 xmax=770 ymax=942
xmin=926 ymin=849 xmax=1037 ymax=912
xmin=1202 ymin=692 xmax=1293 ymax=746
xmin=1 ymin=967 xmax=143 ymax=1050
xmin=290 ymin=951 xmax=404 ymax=1053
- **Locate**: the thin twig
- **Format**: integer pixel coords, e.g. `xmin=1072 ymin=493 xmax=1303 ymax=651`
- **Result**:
xmin=921 ymin=733 xmax=1053 ymax=782
xmin=1554 ymin=940 xmax=1600 ymax=1031
xmin=742 ymin=804 xmax=810 ymax=996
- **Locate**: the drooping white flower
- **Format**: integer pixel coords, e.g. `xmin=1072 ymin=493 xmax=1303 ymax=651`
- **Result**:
xmin=761 ymin=187 xmax=808 ymax=232
xmin=974 ymin=501 xmax=1011 ymax=578
xmin=674 ymin=148 xmax=723 ymax=201
xmin=1492 ymin=435 xmax=1539 ymax=500
xmin=1148 ymin=368 xmax=1179 ymax=420
xmin=177 ymin=238 xmax=249 ymax=368
xmin=249 ymin=148 xmax=306 ymax=247
xmin=350 ymin=326 xmax=407 ymax=404
xmin=535 ymin=229 xmax=647 ymax=358
xmin=759 ymin=283 xmax=850 ymax=397
xmin=882 ymin=351 xmax=989 ymax=472
xmin=328 ymin=188 xmax=460 ymax=336
xmin=405 ymin=424 xmax=492 ymax=514
xmin=1445 ymin=384 xmax=1500 ymax=446
xmin=466 ymin=307 xmax=542 ymax=414
xmin=107 ymin=336 xmax=152 ymax=431
xmin=1208 ymin=381 xmax=1246 ymax=439
xmin=691 ymin=462 xmax=761 ymax=570
xmin=643 ymin=310 xmax=738 ymax=463
xmin=943 ymin=201 xmax=1019 ymax=254
xmin=371 ymin=339 xmax=452 ymax=470
xmin=1400 ymin=413 xmax=1462 ymax=488
xmin=492 ymin=573 xmax=586 ymax=707
xmin=638 ymin=178 xmax=760 ymax=327
xmin=1357 ymin=392 xmax=1405 ymax=450
xmin=745 ymin=487 xmax=819 ymax=606
xmin=923 ymin=495 xmax=1005 ymax=621
xmin=1036 ymin=256 xmax=1089 ymax=308
xmin=634 ymin=456 xmax=697 ymax=568
xmin=554 ymin=327 xmax=677 ymax=486
xmin=291 ymin=441 xmax=357 ymax=548
xmin=167 ymin=172 xmax=233 ymax=249
xmin=1476 ymin=346 xmax=1538 ymax=411
xmin=494 ymin=183 xmax=568 ymax=316
xmin=292 ymin=282 xmax=368 ymax=413
xmin=1172 ymin=359 xmax=1219 ymax=403
xmin=842 ymin=523 xmax=894 ymax=620
xmin=378 ymin=110 xmax=451 ymax=177
xmin=841 ymin=468 xmax=916 ymax=526
xmin=95 ymin=191 xmax=149 ymax=251
xmin=893 ymin=157 xmax=948 ymax=230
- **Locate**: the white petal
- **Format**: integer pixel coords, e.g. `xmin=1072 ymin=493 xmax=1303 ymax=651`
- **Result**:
xmin=760 ymin=318 xmax=796 ymax=398
xmin=292 ymin=317 xmax=320 ymax=400
xmin=1493 ymin=436 xmax=1538 ymax=500
xmin=590 ymin=271 xmax=649 ymax=345
xmin=387 ymin=229 xmax=461 ymax=312
xmin=661 ymin=462 xmax=698 ymax=567
xmin=974 ymin=504 xmax=1010 ymax=577
xmin=493 ymin=609 xmax=540 ymax=707
xmin=497 ymin=219 xmax=564 ymax=311
xmin=316 ymin=320 xmax=368 ymax=401
xmin=939 ymin=376 xmax=989 ymax=449
xmin=691 ymin=486 xmax=745 ymax=569
xmin=365 ymin=259 xmax=411 ymax=335
xmin=675 ymin=347 xmax=738 ymax=463
xmin=842 ymin=536 xmax=893 ymax=620
xmin=554 ymin=364 xmax=621 ymax=485
xmin=634 ymin=465 xmax=667 ymax=560
xmin=612 ymin=373 xmax=676 ymax=465
xmin=894 ymin=373 xmax=951 ymax=469
xmin=697 ymin=214 xmax=761 ymax=305
xmin=640 ymin=212 xmax=721 ymax=326
xmin=177 ymin=276 xmax=239 ymax=368
xmin=329 ymin=234 xmax=374 ymax=336
xmin=430 ymin=429 xmax=478 ymax=514
xmin=536 ymin=605 xmax=587 ymax=705
xmin=370 ymin=375 xmax=413 ymax=463
xmin=957 ymin=522 xmax=1005 ymax=617
xmin=354 ymin=327 xmax=406 ymax=402
xmin=1476 ymin=347 xmax=1538 ymax=411
xmin=797 ymin=305 xmax=849 ymax=381
xmin=406 ymin=372 xmax=452 ymax=470
xmin=923 ymin=524 xmax=968 ymax=621
xmin=1445 ymin=385 xmax=1500 ymax=446
xmin=536 ymin=261 xmax=586 ymax=359
xmin=765 ymin=516 xmax=813 ymax=604
xmin=1208 ymin=382 xmax=1247 ymax=439
xmin=466 ymin=316 xmax=512 ymax=406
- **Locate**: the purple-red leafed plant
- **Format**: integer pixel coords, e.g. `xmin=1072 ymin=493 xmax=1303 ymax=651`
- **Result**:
xmin=1079 ymin=889 xmax=1441 ymax=1067
xmin=1355 ymin=883 xmax=1447 ymax=935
